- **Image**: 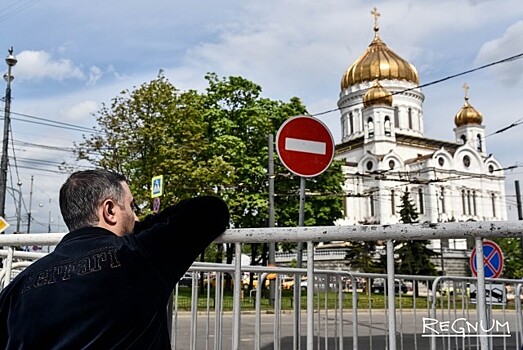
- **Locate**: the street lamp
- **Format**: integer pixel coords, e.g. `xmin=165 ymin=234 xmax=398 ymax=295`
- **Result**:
xmin=0 ymin=47 xmax=17 ymax=227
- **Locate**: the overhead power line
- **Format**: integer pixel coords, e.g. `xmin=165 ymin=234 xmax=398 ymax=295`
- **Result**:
xmin=7 ymin=111 xmax=100 ymax=134
xmin=312 ymin=51 xmax=523 ymax=118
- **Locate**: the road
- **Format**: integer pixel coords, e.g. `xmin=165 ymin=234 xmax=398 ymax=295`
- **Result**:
xmin=170 ymin=309 xmax=520 ymax=349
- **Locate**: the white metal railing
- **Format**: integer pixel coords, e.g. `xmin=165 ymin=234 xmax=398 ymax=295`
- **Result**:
xmin=1 ymin=220 xmax=523 ymax=350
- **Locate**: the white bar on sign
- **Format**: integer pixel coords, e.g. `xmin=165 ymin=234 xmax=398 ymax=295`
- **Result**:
xmin=285 ymin=137 xmax=326 ymax=155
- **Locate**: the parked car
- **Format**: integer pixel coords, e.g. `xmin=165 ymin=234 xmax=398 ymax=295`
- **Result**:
xmin=281 ymin=276 xmax=296 ymax=290
xmin=177 ymin=272 xmax=194 ymax=287
xmin=371 ymin=278 xmax=408 ymax=294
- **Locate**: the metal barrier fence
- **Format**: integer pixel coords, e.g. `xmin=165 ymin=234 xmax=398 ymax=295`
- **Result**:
xmin=1 ymin=221 xmax=523 ymax=349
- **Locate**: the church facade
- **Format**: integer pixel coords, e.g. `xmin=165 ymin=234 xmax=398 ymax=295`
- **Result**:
xmin=334 ymin=10 xmax=507 ymax=244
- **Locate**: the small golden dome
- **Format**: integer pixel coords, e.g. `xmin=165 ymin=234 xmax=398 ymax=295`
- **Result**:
xmin=340 ymin=8 xmax=419 ymax=90
xmin=363 ymin=80 xmax=392 ymax=107
xmin=454 ymin=84 xmax=483 ymax=127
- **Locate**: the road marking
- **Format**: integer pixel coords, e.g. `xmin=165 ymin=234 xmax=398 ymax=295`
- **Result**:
xmin=285 ymin=138 xmax=326 ymax=155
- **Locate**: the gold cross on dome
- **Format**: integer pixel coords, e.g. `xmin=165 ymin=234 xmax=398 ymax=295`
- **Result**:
xmin=463 ymin=83 xmax=469 ymax=98
xmin=371 ymin=7 xmax=380 ymax=29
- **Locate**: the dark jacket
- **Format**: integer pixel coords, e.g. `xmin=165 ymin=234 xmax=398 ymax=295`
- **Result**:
xmin=0 ymin=196 xmax=229 ymax=349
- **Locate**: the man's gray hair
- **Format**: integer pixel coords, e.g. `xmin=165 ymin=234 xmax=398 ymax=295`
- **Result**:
xmin=59 ymin=169 xmax=127 ymax=231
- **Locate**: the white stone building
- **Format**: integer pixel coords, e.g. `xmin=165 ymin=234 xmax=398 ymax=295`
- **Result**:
xmin=334 ymin=12 xmax=507 ymax=249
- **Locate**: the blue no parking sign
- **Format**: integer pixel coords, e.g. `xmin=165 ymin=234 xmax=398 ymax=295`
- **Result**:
xmin=469 ymin=239 xmax=504 ymax=278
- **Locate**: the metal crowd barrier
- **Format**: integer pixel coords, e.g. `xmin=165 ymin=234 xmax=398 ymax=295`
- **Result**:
xmin=1 ymin=220 xmax=523 ymax=349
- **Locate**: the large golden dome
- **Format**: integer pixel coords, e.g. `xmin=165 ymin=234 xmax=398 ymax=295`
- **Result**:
xmin=363 ymin=80 xmax=392 ymax=107
xmin=454 ymin=85 xmax=483 ymax=127
xmin=340 ymin=8 xmax=419 ymax=90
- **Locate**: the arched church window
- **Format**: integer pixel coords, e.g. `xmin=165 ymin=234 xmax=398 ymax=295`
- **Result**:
xmin=367 ymin=118 xmax=374 ymax=138
xmin=384 ymin=116 xmax=391 ymax=136
xmin=370 ymin=195 xmax=375 ymax=216
xmin=473 ymin=191 xmax=477 ymax=216
xmin=438 ymin=157 xmax=445 ymax=166
xmin=491 ymin=193 xmax=496 ymax=218
xmin=408 ymin=108 xmax=413 ymax=129
xmin=461 ymin=190 xmax=466 ymax=215
xmin=461 ymin=135 xmax=467 ymax=144
xmin=394 ymin=106 xmax=399 ymax=128
xmin=366 ymin=160 xmax=373 ymax=172
xmin=476 ymin=134 xmax=482 ymax=152
xmin=440 ymin=187 xmax=446 ymax=214
xmin=418 ymin=188 xmax=424 ymax=214
xmin=488 ymin=164 xmax=494 ymax=173
xmin=467 ymin=190 xmax=471 ymax=215
xmin=349 ymin=112 xmax=354 ymax=134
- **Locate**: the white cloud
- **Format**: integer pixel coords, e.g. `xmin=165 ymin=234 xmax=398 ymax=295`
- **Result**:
xmin=59 ymin=100 xmax=99 ymax=122
xmin=86 ymin=66 xmax=103 ymax=86
xmin=15 ymin=50 xmax=85 ymax=82
xmin=475 ymin=20 xmax=523 ymax=86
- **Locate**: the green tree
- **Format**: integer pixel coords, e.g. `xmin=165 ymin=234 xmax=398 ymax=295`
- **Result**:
xmin=396 ymin=188 xmax=438 ymax=278
xmin=75 ymin=73 xmax=234 ymax=210
xmin=493 ymin=237 xmax=523 ymax=278
xmin=200 ymin=73 xmax=344 ymax=282
xmin=345 ymin=241 xmax=382 ymax=274
xmin=73 ymin=73 xmax=344 ymax=271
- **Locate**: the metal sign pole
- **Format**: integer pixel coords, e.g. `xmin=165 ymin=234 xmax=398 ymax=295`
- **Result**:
xmin=293 ymin=176 xmax=306 ymax=350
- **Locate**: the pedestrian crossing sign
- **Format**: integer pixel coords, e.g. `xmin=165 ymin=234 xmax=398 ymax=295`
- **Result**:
xmin=0 ymin=216 xmax=9 ymax=232
xmin=151 ymin=175 xmax=164 ymax=198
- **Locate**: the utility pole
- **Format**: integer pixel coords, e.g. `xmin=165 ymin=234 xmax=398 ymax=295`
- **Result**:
xmin=515 ymin=180 xmax=523 ymax=259
xmin=0 ymin=47 xmax=17 ymax=228
xmin=15 ymin=181 xmax=21 ymax=233
xmin=268 ymin=134 xmax=276 ymax=305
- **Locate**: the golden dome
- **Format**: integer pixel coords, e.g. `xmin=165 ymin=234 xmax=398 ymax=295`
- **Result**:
xmin=454 ymin=84 xmax=483 ymax=127
xmin=340 ymin=8 xmax=419 ymax=90
xmin=363 ymin=80 xmax=392 ymax=107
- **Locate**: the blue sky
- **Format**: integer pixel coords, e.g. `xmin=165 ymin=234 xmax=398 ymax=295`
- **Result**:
xmin=0 ymin=0 xmax=522 ymax=233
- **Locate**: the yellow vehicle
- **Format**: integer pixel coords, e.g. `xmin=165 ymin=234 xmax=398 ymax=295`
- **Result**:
xmin=281 ymin=276 xmax=307 ymax=290
xmin=243 ymin=274 xmax=270 ymax=290
xmin=203 ymin=273 xmax=242 ymax=289
xmin=281 ymin=276 xmax=295 ymax=290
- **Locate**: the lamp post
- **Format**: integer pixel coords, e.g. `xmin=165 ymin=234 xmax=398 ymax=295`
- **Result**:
xmin=0 ymin=47 xmax=17 ymax=226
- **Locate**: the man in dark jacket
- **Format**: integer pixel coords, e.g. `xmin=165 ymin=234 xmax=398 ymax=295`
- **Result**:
xmin=0 ymin=169 xmax=229 ymax=349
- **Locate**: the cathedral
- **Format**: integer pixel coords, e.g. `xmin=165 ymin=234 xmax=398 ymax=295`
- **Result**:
xmin=334 ymin=9 xmax=507 ymax=250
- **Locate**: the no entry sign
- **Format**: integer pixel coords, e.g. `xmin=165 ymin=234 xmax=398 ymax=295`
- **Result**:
xmin=469 ymin=239 xmax=504 ymax=278
xmin=276 ymin=115 xmax=334 ymax=177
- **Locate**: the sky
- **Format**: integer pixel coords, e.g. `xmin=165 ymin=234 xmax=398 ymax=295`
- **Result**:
xmin=0 ymin=0 xmax=522 ymax=234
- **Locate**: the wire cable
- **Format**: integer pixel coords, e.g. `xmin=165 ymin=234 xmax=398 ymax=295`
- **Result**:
xmin=312 ymin=51 xmax=523 ymax=118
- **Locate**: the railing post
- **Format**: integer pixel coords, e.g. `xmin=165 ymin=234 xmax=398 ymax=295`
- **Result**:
xmin=232 ymin=243 xmax=242 ymax=350
xmin=306 ymin=241 xmax=315 ymax=350
xmin=386 ymin=239 xmax=397 ymax=350
xmin=474 ymin=237 xmax=490 ymax=349
xmin=2 ymin=245 xmax=14 ymax=288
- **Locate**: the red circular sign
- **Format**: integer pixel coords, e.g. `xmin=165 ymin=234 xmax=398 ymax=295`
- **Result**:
xmin=276 ymin=115 xmax=334 ymax=177
xmin=153 ymin=197 xmax=161 ymax=213
xmin=469 ymin=239 xmax=504 ymax=278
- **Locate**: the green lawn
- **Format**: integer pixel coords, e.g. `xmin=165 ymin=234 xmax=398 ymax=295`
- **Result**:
xmin=173 ymin=287 xmax=517 ymax=312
